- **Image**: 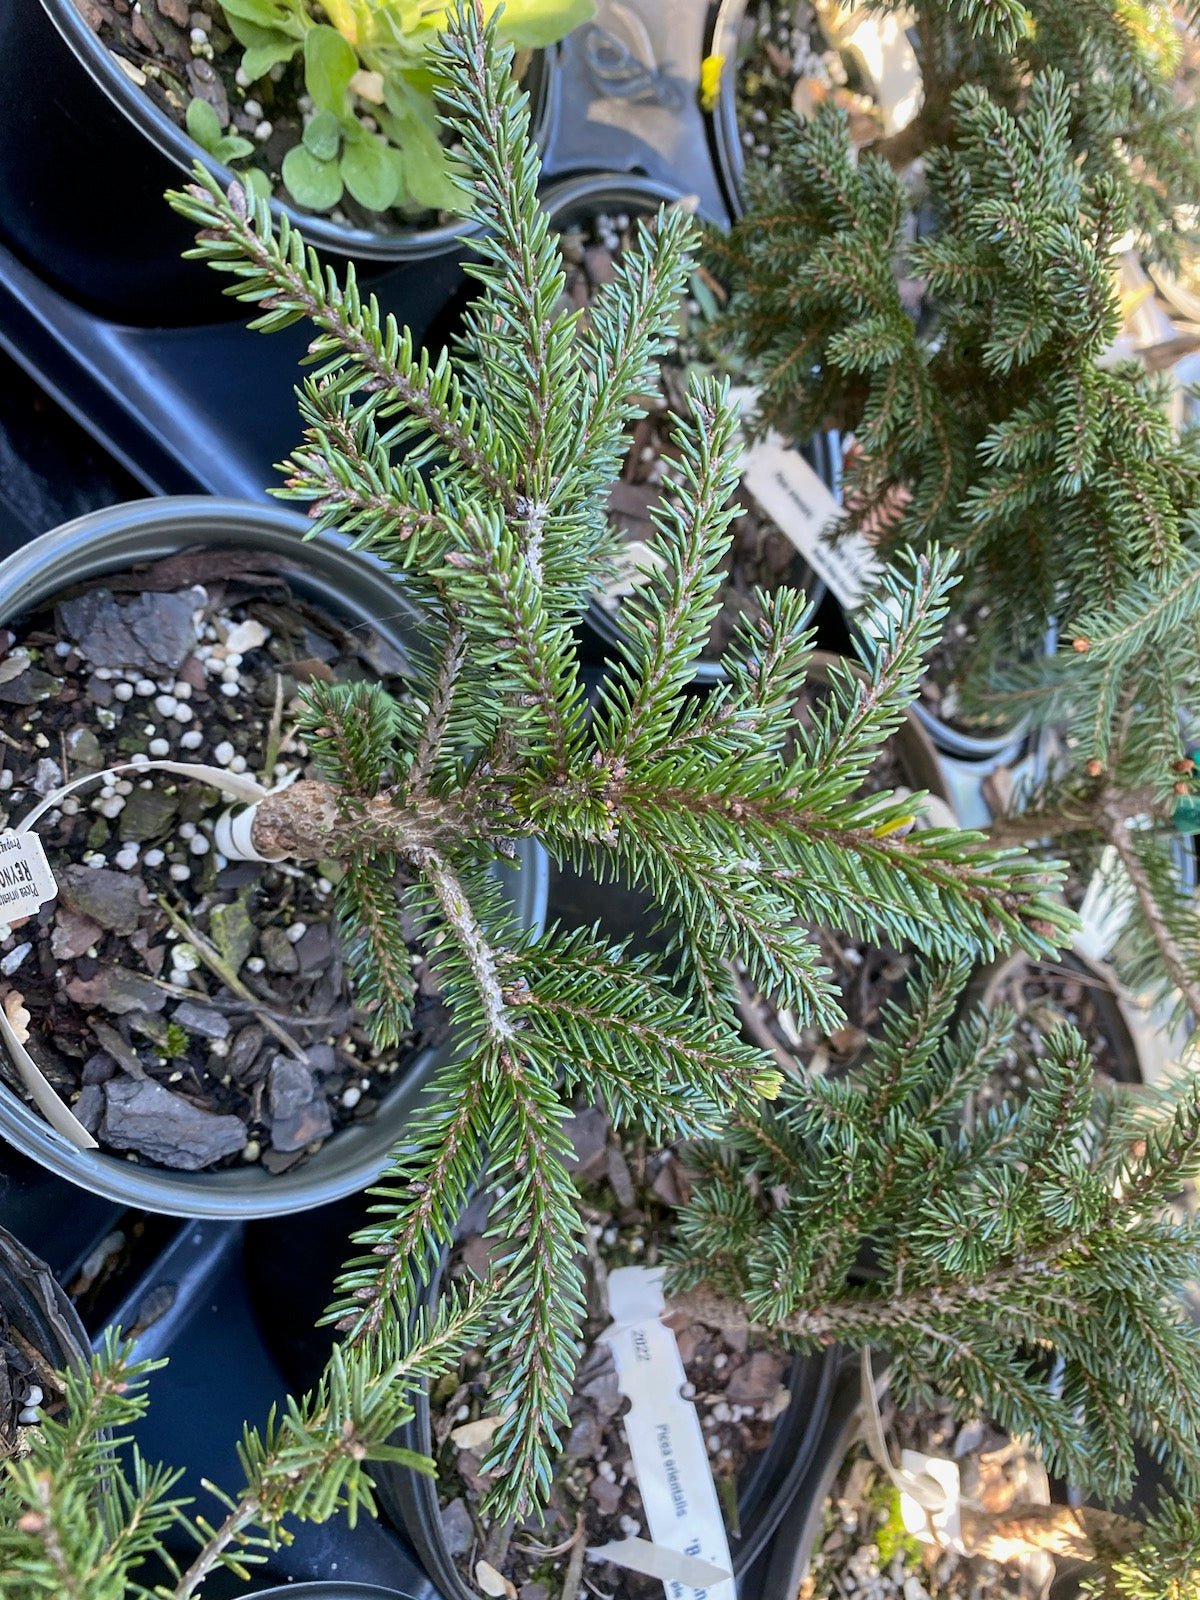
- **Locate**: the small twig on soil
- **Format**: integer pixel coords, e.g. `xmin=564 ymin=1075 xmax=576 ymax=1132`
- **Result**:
xmin=560 ymin=1510 xmax=588 ymax=1600
xmin=260 ymin=674 xmax=286 ymax=786
xmin=157 ymin=897 xmax=308 ymax=1063
xmin=583 ymin=1224 xmax=610 ymax=1322
xmin=482 ymin=1516 xmax=515 ymax=1570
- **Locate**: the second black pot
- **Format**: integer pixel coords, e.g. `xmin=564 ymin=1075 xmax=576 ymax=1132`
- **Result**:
xmin=374 ymin=1256 xmax=839 ymax=1599
xmin=0 ymin=1221 xmax=91 ymax=1434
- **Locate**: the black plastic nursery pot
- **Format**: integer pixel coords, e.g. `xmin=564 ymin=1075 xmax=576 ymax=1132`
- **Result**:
xmin=907 ymin=616 xmax=1060 ymax=763
xmin=0 ymin=1222 xmax=92 ymax=1450
xmin=0 ymin=496 xmax=549 ymax=1218
xmin=848 ymin=602 xmax=1039 ymax=764
xmin=705 ymin=0 xmax=755 ymax=221
xmin=0 ymin=0 xmax=554 ymax=326
xmin=756 ymin=1361 xmax=865 ymax=1600
xmin=541 ymin=171 xmax=832 ymax=683
xmin=376 ymin=1255 xmax=840 ymax=1599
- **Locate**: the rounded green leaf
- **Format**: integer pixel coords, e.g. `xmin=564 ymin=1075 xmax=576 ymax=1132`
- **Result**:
xmin=491 ymin=0 xmax=596 ymax=49
xmin=281 ymin=143 xmax=344 ymax=211
xmin=302 ymin=108 xmax=342 ymax=163
xmin=213 ymin=134 xmax=256 ymax=163
xmin=340 ymin=133 xmax=400 ymax=213
xmin=185 ymin=97 xmax=223 ymax=154
xmin=303 ymin=24 xmax=358 ymax=114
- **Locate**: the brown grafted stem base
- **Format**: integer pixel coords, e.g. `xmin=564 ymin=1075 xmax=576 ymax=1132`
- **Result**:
xmin=248 ymin=779 xmax=463 ymax=861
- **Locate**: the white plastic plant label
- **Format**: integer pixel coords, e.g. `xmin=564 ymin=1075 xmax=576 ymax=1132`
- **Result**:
xmin=898 ymin=1449 xmax=962 ymax=1549
xmin=599 ymin=540 xmax=669 ymax=613
xmin=740 ymin=433 xmax=878 ymax=610
xmin=858 ymin=1348 xmax=963 ymax=1556
xmin=1076 ymin=844 xmax=1131 ymax=961
xmin=597 ymin=1266 xmax=735 ymax=1600
xmin=0 ymin=831 xmax=57 ymax=923
xmin=725 ymin=384 xmax=877 ymax=612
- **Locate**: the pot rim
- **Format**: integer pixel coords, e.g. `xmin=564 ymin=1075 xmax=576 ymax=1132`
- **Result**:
xmin=36 ymin=0 xmax=554 ymax=263
xmin=970 ymin=947 xmax=1147 ymax=1086
xmin=0 ymin=496 xmax=549 ymax=1218
xmin=761 ymin=1364 xmax=865 ymax=1598
xmin=704 ymin=0 xmax=752 ymax=221
xmin=0 ymin=1223 xmax=91 ymax=1382
xmin=249 ymin=1587 xmax=421 ymax=1599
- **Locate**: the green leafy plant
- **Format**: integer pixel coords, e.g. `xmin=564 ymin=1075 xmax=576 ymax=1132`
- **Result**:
xmin=213 ymin=0 xmax=593 ymax=215
xmin=184 ymin=98 xmax=252 ymax=168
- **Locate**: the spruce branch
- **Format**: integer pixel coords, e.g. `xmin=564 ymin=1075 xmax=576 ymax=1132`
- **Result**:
xmin=167 ymin=177 xmax=513 ymax=509
xmin=1105 ymin=816 xmax=1200 ymax=1022
xmin=667 ymin=962 xmax=1200 ymax=1499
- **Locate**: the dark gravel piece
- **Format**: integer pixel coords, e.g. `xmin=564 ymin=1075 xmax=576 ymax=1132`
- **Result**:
xmin=58 ymin=586 xmax=204 ymax=673
xmin=102 ymin=1076 xmax=247 ymax=1169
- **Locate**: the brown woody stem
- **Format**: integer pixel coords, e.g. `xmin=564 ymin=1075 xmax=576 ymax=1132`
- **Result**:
xmin=960 ymin=1503 xmax=1143 ymax=1564
xmin=248 ymin=779 xmax=464 ymax=861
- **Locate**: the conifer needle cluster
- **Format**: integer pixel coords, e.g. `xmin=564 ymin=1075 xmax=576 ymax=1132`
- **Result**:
xmin=161 ymin=0 xmax=1074 ymax=1521
xmin=710 ymin=1 xmax=1200 ymax=1023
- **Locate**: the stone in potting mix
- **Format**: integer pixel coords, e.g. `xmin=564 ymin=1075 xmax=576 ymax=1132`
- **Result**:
xmin=58 ymin=586 xmax=205 ymax=673
xmin=169 ymin=1000 xmax=229 ymax=1040
xmin=64 ymin=967 xmax=167 ymax=1018
xmin=102 ymin=1076 xmax=246 ymax=1170
xmin=57 ymin=864 xmax=145 ymax=936
xmin=267 ymin=1056 xmax=332 ymax=1152
xmin=49 ymin=908 xmax=103 ymax=962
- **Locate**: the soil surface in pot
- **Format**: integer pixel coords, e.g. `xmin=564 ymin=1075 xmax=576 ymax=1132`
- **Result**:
xmin=736 ymin=675 xmax=916 ymax=1077
xmin=430 ymin=1108 xmax=793 ymax=1600
xmin=0 ymin=549 xmax=447 ymax=1173
xmin=804 ymin=1398 xmax=1052 ymax=1600
xmin=723 ymin=0 xmax=880 ymax=172
xmin=561 ymin=211 xmax=821 ymax=664
xmin=0 ymin=1314 xmax=61 ymax=1462
xmin=76 ymin=0 xmax=496 ymax=235
xmin=974 ymin=957 xmax=1130 ymax=1113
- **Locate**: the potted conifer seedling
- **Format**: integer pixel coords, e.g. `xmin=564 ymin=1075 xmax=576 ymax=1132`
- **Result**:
xmin=708 ymin=7 xmax=1200 ymax=1016
xmin=0 ymin=497 xmax=547 ymax=1218
xmin=3 ymin=10 xmax=1200 ymax=1598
